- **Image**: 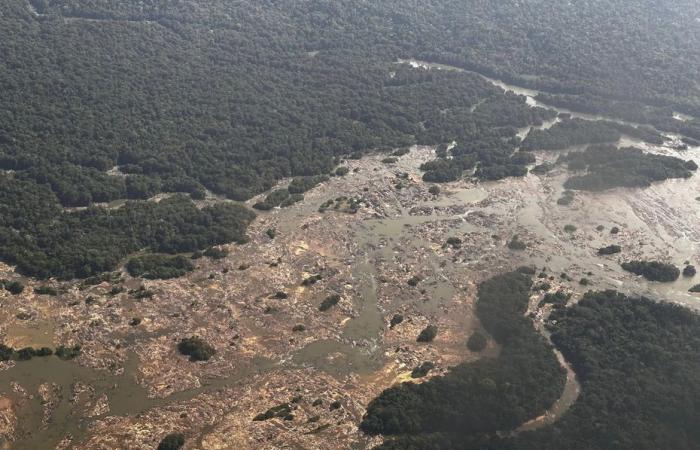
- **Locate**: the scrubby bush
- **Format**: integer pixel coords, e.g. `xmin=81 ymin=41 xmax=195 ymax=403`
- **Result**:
xmin=126 ymin=254 xmax=194 ymax=279
xmin=55 ymin=345 xmax=81 ymax=360
xmin=335 ymin=166 xmax=350 ymax=176
xmin=417 ymin=325 xmax=438 ymax=342
xmin=34 ymin=286 xmax=58 ymax=296
xmin=389 ymin=314 xmax=404 ymax=328
xmin=203 ymin=247 xmax=228 ymax=260
xmin=157 ymin=433 xmax=185 ymax=450
xmin=319 ymin=294 xmax=341 ymax=312
xmin=178 ymin=336 xmax=216 ymax=362
xmin=683 ymin=265 xmax=696 ymax=277
xmin=507 ymin=236 xmax=527 ymax=250
xmin=411 ymin=362 xmax=436 ymax=378
xmin=2 ymin=280 xmax=24 ymax=295
xmin=598 ymin=245 xmax=621 ymax=255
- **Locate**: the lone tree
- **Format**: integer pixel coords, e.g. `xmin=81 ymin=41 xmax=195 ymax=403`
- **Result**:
xmin=157 ymin=433 xmax=185 ymax=450
xmin=178 ymin=336 xmax=216 ymax=361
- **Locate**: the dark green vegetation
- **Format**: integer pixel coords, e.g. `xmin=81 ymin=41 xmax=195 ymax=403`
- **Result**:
xmin=157 ymin=433 xmax=185 ymax=450
xmin=466 ymin=331 xmax=487 ymax=352
xmin=389 ymin=314 xmax=404 ymax=329
xmin=319 ymin=294 xmax=341 ymax=312
xmin=538 ymin=290 xmax=571 ymax=309
xmin=416 ymin=325 xmax=438 ymax=343
xmin=411 ymin=362 xmax=436 ymax=379
xmin=621 ymin=261 xmax=681 ymax=282
xmin=444 ymin=237 xmax=463 ymax=249
xmin=557 ymin=190 xmax=575 ymax=206
xmin=0 ymin=190 xmax=254 ymax=279
xmin=0 ymin=279 xmax=24 ymax=295
xmin=253 ymin=403 xmax=294 ymax=422
xmin=54 ymin=345 xmax=81 ymax=360
xmin=561 ymin=145 xmax=697 ymax=191
xmin=126 ymin=254 xmax=194 ymax=280
xmin=0 ymin=344 xmax=55 ymax=361
xmin=407 ymin=276 xmax=422 ymax=287
xmin=690 ymin=285 xmax=700 ymax=293
xmin=34 ymin=286 xmax=58 ymax=296
xmin=683 ymin=265 xmax=696 ymax=277
xmin=361 ymin=272 xmax=565 ymax=440
xmin=597 ymin=245 xmax=621 ymax=256
xmin=2 ymin=0 xmax=698 ymax=279
xmin=318 ymin=197 xmax=363 ymax=214
xmin=367 ymin=286 xmax=700 ymax=450
xmin=521 ymin=119 xmax=663 ymax=151
xmin=177 ymin=336 xmax=215 ymax=362
xmin=507 ymin=236 xmax=527 ymax=251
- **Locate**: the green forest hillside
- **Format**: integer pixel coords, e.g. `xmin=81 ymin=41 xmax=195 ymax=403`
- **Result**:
xmin=1 ymin=0 xmax=698 ymax=278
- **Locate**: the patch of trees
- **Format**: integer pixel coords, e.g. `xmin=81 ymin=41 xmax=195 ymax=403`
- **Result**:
xmin=0 ymin=344 xmax=54 ymax=361
xmin=126 ymin=254 xmax=194 ymax=280
xmin=0 ymin=188 xmax=254 ymax=279
xmin=203 ymin=247 xmax=228 ymax=260
xmin=319 ymin=294 xmax=341 ymax=312
xmin=420 ymin=125 xmax=553 ymax=183
xmin=505 ymin=291 xmax=700 ymax=450
xmin=416 ymin=325 xmax=438 ymax=342
xmin=253 ymin=403 xmax=294 ymax=421
xmin=55 ymin=345 xmax=81 ymax=360
xmin=597 ymin=245 xmax=621 ymax=255
xmin=535 ymin=92 xmax=700 ymax=141
xmin=683 ymin=265 xmax=696 ymax=277
xmin=507 ymin=236 xmax=527 ymax=251
xmin=557 ymin=190 xmax=575 ymax=206
xmin=177 ymin=336 xmax=216 ymax=362
xmin=411 ymin=362 xmax=435 ymax=378
xmin=0 ymin=279 xmax=24 ymax=295
xmin=621 ymin=260 xmax=680 ymax=282
xmin=538 ymin=290 xmax=571 ymax=308
xmin=361 ymin=272 xmax=565 ymax=440
xmin=318 ymin=197 xmax=363 ymax=214
xmin=389 ymin=314 xmax=404 ymax=328
xmin=371 ymin=287 xmax=700 ymax=450
xmin=157 ymin=433 xmax=185 ymax=450
xmin=521 ymin=119 xmax=623 ymax=151
xmin=34 ymin=286 xmax=58 ymax=296
xmin=561 ymin=145 xmax=697 ymax=191
xmin=288 ymin=176 xmax=328 ymax=195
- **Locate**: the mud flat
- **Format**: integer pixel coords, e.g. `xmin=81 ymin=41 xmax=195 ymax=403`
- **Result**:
xmin=0 ymin=117 xmax=697 ymax=448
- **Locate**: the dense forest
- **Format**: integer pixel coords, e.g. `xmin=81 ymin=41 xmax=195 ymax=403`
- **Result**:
xmin=1 ymin=0 xmax=699 ymax=279
xmin=0 ymin=185 xmax=254 ymax=279
xmin=370 ymin=289 xmax=700 ymax=450
xmin=361 ymin=272 xmax=565 ymax=438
